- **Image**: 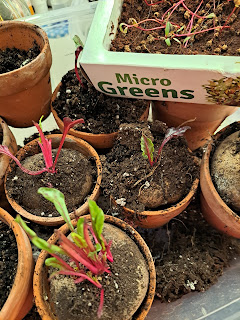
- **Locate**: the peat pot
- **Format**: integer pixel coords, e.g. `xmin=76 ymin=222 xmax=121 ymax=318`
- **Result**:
xmin=0 ymin=21 xmax=52 ymax=127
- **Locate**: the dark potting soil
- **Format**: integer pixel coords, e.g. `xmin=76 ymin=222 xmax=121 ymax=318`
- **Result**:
xmin=0 ymin=127 xmax=3 ymax=145
xmin=111 ymin=0 xmax=240 ymax=56
xmin=6 ymin=148 xmax=97 ymax=217
xmin=97 ymin=191 xmax=240 ymax=303
xmin=0 ymin=220 xmax=18 ymax=309
xmin=0 ymin=41 xmax=40 ymax=74
xmin=101 ymin=121 xmax=199 ymax=212
xmin=52 ymin=69 xmax=149 ymax=134
xmin=49 ymin=223 xmax=148 ymax=320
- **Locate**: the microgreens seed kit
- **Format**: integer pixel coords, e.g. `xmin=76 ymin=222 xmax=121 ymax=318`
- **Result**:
xmin=80 ymin=0 xmax=240 ymax=105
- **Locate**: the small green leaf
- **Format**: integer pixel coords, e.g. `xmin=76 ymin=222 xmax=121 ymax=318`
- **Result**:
xmin=165 ymin=21 xmax=171 ymax=37
xmin=165 ymin=38 xmax=171 ymax=46
xmin=206 ymin=13 xmax=215 ymax=19
xmin=38 ymin=187 xmax=74 ymax=232
xmin=15 ymin=215 xmax=36 ymax=238
xmin=88 ymin=200 xmax=105 ymax=249
xmin=32 ymin=237 xmax=64 ymax=255
xmin=119 ymin=23 xmax=128 ymax=34
xmin=141 ymin=134 xmax=154 ymax=163
xmin=173 ymin=37 xmax=181 ymax=45
xmin=45 ymin=257 xmax=63 ymax=269
xmin=183 ymin=36 xmax=191 ymax=44
xmin=73 ymin=35 xmax=84 ymax=48
xmin=71 ymin=232 xmax=87 ymax=248
xmin=95 ymin=243 xmax=102 ymax=252
xmin=38 ymin=115 xmax=44 ymax=143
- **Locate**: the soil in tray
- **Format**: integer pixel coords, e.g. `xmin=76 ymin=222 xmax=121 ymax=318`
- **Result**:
xmin=101 ymin=121 xmax=199 ymax=212
xmin=6 ymin=148 xmax=97 ymax=217
xmin=0 ymin=41 xmax=40 ymax=74
xmin=111 ymin=0 xmax=240 ymax=56
xmin=52 ymin=69 xmax=149 ymax=134
xmin=0 ymin=220 xmax=18 ymax=309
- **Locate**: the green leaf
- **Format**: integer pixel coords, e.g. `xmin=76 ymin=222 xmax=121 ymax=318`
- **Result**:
xmin=165 ymin=38 xmax=171 ymax=46
xmin=15 ymin=215 xmax=36 ymax=238
xmin=71 ymin=232 xmax=87 ymax=248
xmin=141 ymin=134 xmax=154 ymax=163
xmin=32 ymin=237 xmax=64 ymax=255
xmin=165 ymin=21 xmax=171 ymax=37
xmin=206 ymin=13 xmax=215 ymax=19
xmin=45 ymin=257 xmax=63 ymax=269
xmin=38 ymin=115 xmax=44 ymax=143
xmin=119 ymin=23 xmax=128 ymax=34
xmin=88 ymin=200 xmax=105 ymax=249
xmin=173 ymin=37 xmax=181 ymax=45
xmin=73 ymin=35 xmax=84 ymax=48
xmin=38 ymin=187 xmax=74 ymax=232
xmin=183 ymin=36 xmax=191 ymax=44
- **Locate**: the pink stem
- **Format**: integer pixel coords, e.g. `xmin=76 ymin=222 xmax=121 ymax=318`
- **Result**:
xmin=174 ymin=26 xmax=229 ymax=37
xmin=58 ymin=270 xmax=102 ymax=288
xmin=97 ymin=289 xmax=104 ymax=319
xmin=162 ymin=0 xmax=184 ymax=21
xmin=143 ymin=0 xmax=164 ymax=6
xmin=184 ymin=0 xmax=203 ymax=47
xmin=182 ymin=2 xmax=210 ymax=19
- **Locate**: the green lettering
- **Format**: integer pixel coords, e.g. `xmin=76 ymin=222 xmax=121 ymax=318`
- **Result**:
xmin=117 ymin=86 xmax=128 ymax=95
xmin=129 ymin=87 xmax=144 ymax=96
xmin=98 ymin=81 xmax=116 ymax=94
xmin=145 ymin=88 xmax=159 ymax=97
xmin=162 ymin=89 xmax=178 ymax=98
xmin=151 ymin=78 xmax=159 ymax=85
xmin=115 ymin=73 xmax=133 ymax=84
xmin=160 ymin=79 xmax=171 ymax=86
xmin=132 ymin=74 xmax=139 ymax=84
xmin=140 ymin=78 xmax=150 ymax=85
xmin=180 ymin=90 xmax=194 ymax=99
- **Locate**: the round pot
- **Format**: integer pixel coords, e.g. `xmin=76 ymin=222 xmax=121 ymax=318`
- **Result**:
xmin=0 ymin=117 xmax=18 ymax=187
xmin=51 ymin=83 xmax=150 ymax=149
xmin=33 ymin=215 xmax=156 ymax=320
xmin=152 ymin=101 xmax=237 ymax=150
xmin=4 ymin=134 xmax=102 ymax=226
xmin=0 ymin=208 xmax=34 ymax=320
xmin=112 ymin=175 xmax=199 ymax=229
xmin=0 ymin=21 xmax=52 ymax=128
xmin=200 ymin=122 xmax=240 ymax=238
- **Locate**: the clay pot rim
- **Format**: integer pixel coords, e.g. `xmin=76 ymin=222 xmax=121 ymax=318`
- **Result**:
xmin=200 ymin=123 xmax=240 ymax=222
xmin=116 ymin=176 xmax=199 ymax=218
xmin=33 ymin=214 xmax=156 ymax=320
xmin=0 ymin=21 xmax=51 ymax=79
xmin=4 ymin=134 xmax=102 ymax=226
xmin=51 ymin=82 xmax=150 ymax=148
xmin=0 ymin=208 xmax=34 ymax=320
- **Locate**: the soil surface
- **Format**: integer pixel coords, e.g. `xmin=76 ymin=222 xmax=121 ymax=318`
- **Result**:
xmin=0 ymin=42 xmax=40 ymax=74
xmin=49 ymin=223 xmax=149 ymax=320
xmin=210 ymin=122 xmax=240 ymax=213
xmin=0 ymin=220 xmax=18 ymax=309
xmin=101 ymin=121 xmax=199 ymax=212
xmin=97 ymin=191 xmax=240 ymax=302
xmin=111 ymin=0 xmax=240 ymax=56
xmin=52 ymin=69 xmax=149 ymax=134
xmin=6 ymin=148 xmax=96 ymax=217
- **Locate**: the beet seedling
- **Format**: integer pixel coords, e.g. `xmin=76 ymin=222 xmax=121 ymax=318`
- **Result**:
xmin=16 ymin=187 xmax=113 ymax=318
xmin=73 ymin=35 xmax=85 ymax=88
xmin=141 ymin=126 xmax=190 ymax=166
xmin=0 ymin=116 xmax=84 ymax=175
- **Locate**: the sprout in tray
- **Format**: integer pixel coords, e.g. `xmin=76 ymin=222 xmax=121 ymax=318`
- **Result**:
xmin=141 ymin=126 xmax=191 ymax=166
xmin=16 ymin=187 xmax=113 ymax=319
xmin=0 ymin=117 xmax=84 ymax=175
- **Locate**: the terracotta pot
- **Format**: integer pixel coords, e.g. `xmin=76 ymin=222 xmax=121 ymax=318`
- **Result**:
xmin=152 ymin=101 xmax=237 ymax=150
xmin=0 ymin=21 xmax=52 ymax=128
xmin=0 ymin=117 xmax=18 ymax=186
xmin=51 ymin=83 xmax=150 ymax=149
xmin=0 ymin=208 xmax=34 ymax=320
xmin=200 ymin=122 xmax=240 ymax=238
xmin=33 ymin=215 xmax=156 ymax=320
xmin=4 ymin=134 xmax=102 ymax=226
xmin=112 ymin=175 xmax=199 ymax=229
